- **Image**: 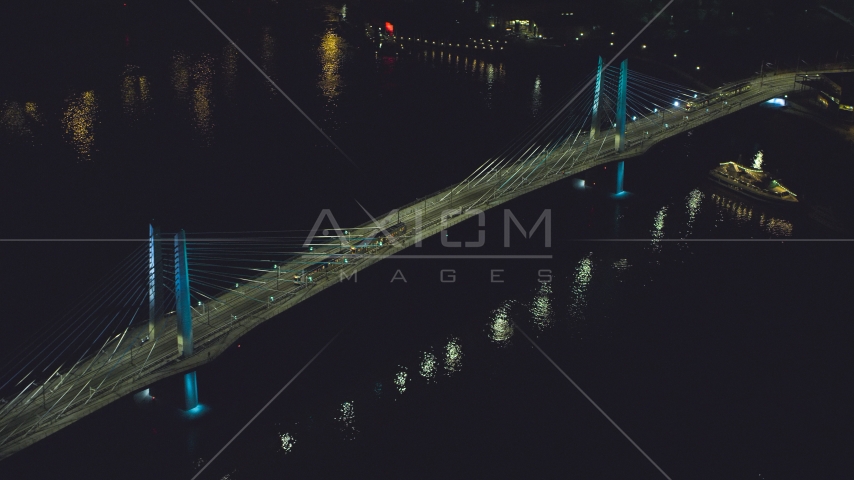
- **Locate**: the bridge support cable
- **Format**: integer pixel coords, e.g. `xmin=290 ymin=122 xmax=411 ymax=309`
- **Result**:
xmin=454 ymin=71 xmax=598 ymax=190
xmin=83 ymin=323 xmax=148 ymax=405
xmin=558 ymin=100 xmax=597 ymax=162
xmin=545 ymin=104 xmax=592 ymax=179
xmin=484 ymin=92 xmax=594 ymax=191
xmin=627 ymin=72 xmax=701 ymax=97
xmin=34 ymin=286 xmax=148 ymax=415
xmin=0 ymin=267 xmax=149 ymax=432
xmin=626 ymin=74 xmax=700 ymax=114
xmin=183 ymin=274 xmax=273 ymax=309
xmin=486 ymin=88 xmax=597 ymax=196
xmin=187 ymin=273 xmax=280 ymax=305
xmin=0 ymin=244 xmax=149 ymax=396
xmin=81 ymin=288 xmax=146 ymax=375
xmin=18 ymin=253 xmax=148 ymax=381
xmin=0 ymin=290 xmax=150 ymax=447
xmin=542 ymin=89 xmax=598 ymax=159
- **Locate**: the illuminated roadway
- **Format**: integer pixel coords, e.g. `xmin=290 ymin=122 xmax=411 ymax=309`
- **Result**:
xmin=1 ymin=63 xmax=852 ymax=460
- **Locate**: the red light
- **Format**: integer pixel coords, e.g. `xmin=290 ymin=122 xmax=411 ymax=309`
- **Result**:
xmin=238 ymin=344 xmax=241 ymax=348
xmin=385 ymin=22 xmax=394 ymax=35
xmin=123 ymin=3 xmax=127 ymax=6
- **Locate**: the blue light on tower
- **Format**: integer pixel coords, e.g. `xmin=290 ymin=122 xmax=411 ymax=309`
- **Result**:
xmin=184 ymin=371 xmax=199 ymax=410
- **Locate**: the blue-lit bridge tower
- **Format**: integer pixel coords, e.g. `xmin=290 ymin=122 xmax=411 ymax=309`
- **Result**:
xmin=174 ymin=229 xmax=199 ymax=410
xmin=148 ymin=225 xmax=199 ymax=411
xmin=148 ymin=225 xmax=164 ymax=341
xmin=590 ymin=56 xmax=629 ymax=196
xmin=614 ymin=58 xmax=628 ymax=196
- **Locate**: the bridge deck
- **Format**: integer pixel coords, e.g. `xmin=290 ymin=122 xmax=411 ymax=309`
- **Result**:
xmin=1 ymin=65 xmax=851 ymax=460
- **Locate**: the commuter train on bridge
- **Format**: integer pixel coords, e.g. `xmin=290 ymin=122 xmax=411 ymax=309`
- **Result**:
xmin=685 ymin=81 xmax=752 ymax=111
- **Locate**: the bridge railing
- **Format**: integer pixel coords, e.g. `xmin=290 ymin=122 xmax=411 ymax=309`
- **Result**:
xmin=760 ymin=61 xmax=854 ymax=77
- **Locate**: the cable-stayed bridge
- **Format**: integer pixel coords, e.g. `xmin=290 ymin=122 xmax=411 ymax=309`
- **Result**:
xmin=1 ymin=59 xmax=851 ymax=460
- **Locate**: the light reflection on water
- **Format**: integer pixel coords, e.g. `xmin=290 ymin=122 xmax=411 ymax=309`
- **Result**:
xmin=419 ymin=351 xmax=438 ymax=382
xmin=762 ymin=216 xmax=794 ymax=237
xmin=120 ymin=66 xmax=152 ymax=122
xmin=443 ymin=337 xmax=463 ymax=374
xmin=1 ymin=101 xmax=41 ymax=139
xmin=1 ymin=101 xmax=30 ymax=137
xmin=192 ymin=56 xmax=215 ymax=146
xmin=415 ymin=47 xmax=505 ymax=108
xmin=487 ymin=300 xmax=514 ymax=345
xmin=394 ymin=367 xmax=408 ymax=393
xmin=261 ymin=26 xmax=277 ymax=95
xmin=532 ymin=75 xmax=542 ymax=116
xmin=711 ymin=193 xmax=794 ymax=237
xmin=318 ymin=29 xmax=346 ymax=101
xmin=484 ymin=63 xmax=498 ymax=108
xmin=278 ymin=432 xmax=296 ymax=453
xmin=171 ymin=52 xmax=190 ymax=99
xmin=568 ymin=253 xmax=593 ymax=329
xmin=336 ymin=401 xmax=357 ymax=440
xmin=24 ymin=102 xmax=40 ymax=123
xmin=650 ymin=206 xmax=667 ymax=251
xmin=530 ymin=281 xmax=554 ymax=330
xmin=685 ymin=188 xmax=704 ymax=234
xmin=61 ymin=91 xmax=98 ymax=161
xmin=221 ymin=44 xmax=238 ymax=98
xmin=171 ymin=52 xmax=215 ymax=145
xmin=251 ymin=179 xmax=813 ymax=472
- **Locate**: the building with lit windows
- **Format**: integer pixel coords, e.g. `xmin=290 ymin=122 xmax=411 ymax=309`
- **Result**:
xmin=505 ymin=19 xmax=539 ymax=38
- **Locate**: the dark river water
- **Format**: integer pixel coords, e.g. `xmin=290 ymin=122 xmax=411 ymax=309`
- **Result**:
xmin=1 ymin=1 xmax=853 ymax=479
